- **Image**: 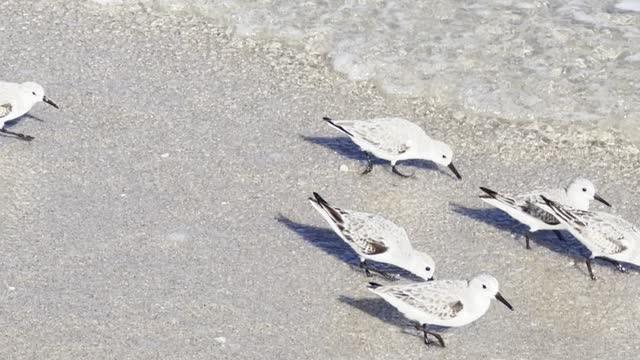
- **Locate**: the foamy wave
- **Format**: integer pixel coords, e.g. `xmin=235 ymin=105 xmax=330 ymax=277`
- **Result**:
xmin=92 ymin=0 xmax=640 ymax=128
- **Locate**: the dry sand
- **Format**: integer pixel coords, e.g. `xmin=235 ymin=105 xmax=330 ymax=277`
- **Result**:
xmin=1 ymin=1 xmax=640 ymax=359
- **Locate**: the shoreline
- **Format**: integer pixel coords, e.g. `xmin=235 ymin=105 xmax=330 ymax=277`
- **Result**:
xmin=88 ymin=0 xmax=640 ymax=146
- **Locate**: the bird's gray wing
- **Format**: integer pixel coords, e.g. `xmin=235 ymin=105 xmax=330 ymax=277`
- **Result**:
xmin=543 ymin=201 xmax=630 ymax=255
xmin=389 ymin=282 xmax=466 ymax=319
xmin=349 ymin=120 xmax=413 ymax=155
xmin=519 ymin=193 xmax=561 ymax=225
xmin=576 ymin=212 xmax=634 ymax=255
xmin=340 ymin=212 xmax=392 ymax=255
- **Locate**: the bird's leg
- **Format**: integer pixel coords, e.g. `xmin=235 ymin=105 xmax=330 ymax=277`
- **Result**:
xmin=553 ymin=230 xmax=566 ymax=242
xmin=391 ymin=163 xmax=414 ymax=178
xmin=361 ymin=152 xmax=373 ymax=175
xmin=525 ymin=232 xmax=532 ymax=250
xmin=413 ymin=323 xmax=431 ymax=345
xmin=359 ymin=259 xmax=372 ymax=277
xmin=600 ymin=257 xmax=628 ymax=273
xmin=586 ymin=257 xmax=597 ymax=280
xmin=367 ymin=266 xmax=397 ymax=280
xmin=378 ymin=270 xmax=399 ymax=281
xmin=359 ymin=259 xmax=396 ymax=280
xmin=421 ymin=331 xmax=431 ymax=346
xmin=421 ymin=324 xmax=445 ymax=348
xmin=0 ymin=128 xmax=34 ymax=141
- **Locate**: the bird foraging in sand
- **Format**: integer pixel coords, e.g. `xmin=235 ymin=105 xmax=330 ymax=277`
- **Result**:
xmin=323 ymin=116 xmax=461 ymax=179
xmin=0 ymin=81 xmax=59 ymax=141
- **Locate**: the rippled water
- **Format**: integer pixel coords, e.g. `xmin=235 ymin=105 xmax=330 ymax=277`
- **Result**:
xmin=95 ymin=0 xmax=640 ymax=128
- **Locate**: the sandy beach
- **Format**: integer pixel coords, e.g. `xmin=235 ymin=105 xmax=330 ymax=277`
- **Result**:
xmin=1 ymin=1 xmax=640 ymax=359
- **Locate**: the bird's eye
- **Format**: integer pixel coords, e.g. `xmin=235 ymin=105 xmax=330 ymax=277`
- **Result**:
xmin=582 ymin=188 xmax=587 ymax=192
xmin=32 ymin=91 xmax=36 ymax=96
xmin=482 ymin=284 xmax=487 ymax=289
xmin=442 ymin=155 xmax=446 ymax=159
xmin=425 ymin=267 xmax=431 ymax=272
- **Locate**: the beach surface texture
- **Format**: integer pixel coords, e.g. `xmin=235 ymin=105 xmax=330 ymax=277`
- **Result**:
xmin=1 ymin=1 xmax=640 ymax=359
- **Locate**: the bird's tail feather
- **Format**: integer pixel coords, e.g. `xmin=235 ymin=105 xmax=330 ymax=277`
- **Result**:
xmin=479 ymin=187 xmax=518 ymax=207
xmin=309 ymin=192 xmax=344 ymax=225
xmin=323 ymin=117 xmax=354 ymax=137
xmin=367 ymin=282 xmax=383 ymax=290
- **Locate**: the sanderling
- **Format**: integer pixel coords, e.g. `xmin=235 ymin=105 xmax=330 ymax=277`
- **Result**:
xmin=479 ymin=178 xmax=610 ymax=249
xmin=0 ymin=81 xmax=59 ymax=141
xmin=539 ymin=196 xmax=638 ymax=280
xmin=367 ymin=273 xmax=513 ymax=348
xmin=322 ymin=117 xmax=461 ymax=179
xmin=308 ymin=192 xmax=435 ymax=280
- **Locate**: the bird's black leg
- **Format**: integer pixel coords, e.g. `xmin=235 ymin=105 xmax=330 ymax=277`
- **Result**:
xmin=391 ymin=164 xmax=414 ymax=178
xmin=553 ymin=230 xmax=566 ymax=242
xmin=600 ymin=257 xmax=628 ymax=273
xmin=361 ymin=152 xmax=374 ymax=175
xmin=359 ymin=259 xmax=372 ymax=277
xmin=1 ymin=128 xmax=34 ymax=141
xmin=421 ymin=324 xmax=445 ymax=348
xmin=525 ymin=232 xmax=532 ymax=250
xmin=368 ymin=266 xmax=397 ymax=280
xmin=586 ymin=257 xmax=597 ymax=280
xmin=413 ymin=323 xmax=431 ymax=346
xmin=359 ymin=259 xmax=397 ymax=280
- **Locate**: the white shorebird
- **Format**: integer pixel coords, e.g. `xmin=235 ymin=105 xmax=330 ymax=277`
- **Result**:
xmin=0 ymin=81 xmax=59 ymax=141
xmin=308 ymin=192 xmax=435 ymax=280
xmin=479 ymin=178 xmax=611 ymax=249
xmin=539 ymin=196 xmax=639 ymax=280
xmin=322 ymin=117 xmax=461 ymax=179
xmin=367 ymin=274 xmax=513 ymax=348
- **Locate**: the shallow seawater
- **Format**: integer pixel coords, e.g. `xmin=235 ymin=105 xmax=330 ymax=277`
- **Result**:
xmin=93 ymin=0 xmax=640 ymax=130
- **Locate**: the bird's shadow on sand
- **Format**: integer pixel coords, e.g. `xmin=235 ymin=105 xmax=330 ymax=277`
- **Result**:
xmin=300 ymin=135 xmax=453 ymax=178
xmin=276 ymin=214 xmax=359 ymax=265
xmin=0 ymin=115 xmax=44 ymax=141
xmin=450 ymin=203 xmax=639 ymax=274
xmin=338 ymin=295 xmax=449 ymax=335
xmin=276 ymin=214 xmax=422 ymax=280
xmin=4 ymin=114 xmax=45 ymax=128
xmin=450 ymin=202 xmax=589 ymax=258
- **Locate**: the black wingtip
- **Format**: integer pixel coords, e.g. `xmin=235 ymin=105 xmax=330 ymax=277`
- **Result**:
xmin=312 ymin=192 xmax=344 ymax=224
xmin=367 ymin=282 xmax=383 ymax=289
xmin=540 ymin=195 xmax=552 ymax=205
xmin=312 ymin=192 xmax=328 ymax=205
xmin=479 ymin=187 xmax=498 ymax=197
xmin=540 ymin=195 xmax=560 ymax=212
xmin=539 ymin=195 xmax=564 ymax=219
xmin=323 ymin=116 xmax=353 ymax=137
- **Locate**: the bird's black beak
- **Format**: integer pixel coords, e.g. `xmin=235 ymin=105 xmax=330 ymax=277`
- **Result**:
xmin=43 ymin=96 xmax=59 ymax=109
xmin=594 ymin=194 xmax=611 ymax=207
xmin=495 ymin=292 xmax=513 ymax=311
xmin=448 ymin=163 xmax=462 ymax=180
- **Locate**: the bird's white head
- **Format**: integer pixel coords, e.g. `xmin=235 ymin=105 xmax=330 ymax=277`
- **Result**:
xmin=21 ymin=82 xmax=59 ymax=109
xmin=428 ymin=140 xmax=461 ymax=180
xmin=566 ymin=178 xmax=610 ymax=210
xmin=430 ymin=140 xmax=453 ymax=166
xmin=469 ymin=274 xmax=513 ymax=310
xmin=408 ymin=251 xmax=435 ymax=281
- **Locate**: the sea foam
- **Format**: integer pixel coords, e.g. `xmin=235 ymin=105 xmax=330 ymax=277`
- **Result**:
xmin=92 ymin=0 xmax=640 ymax=129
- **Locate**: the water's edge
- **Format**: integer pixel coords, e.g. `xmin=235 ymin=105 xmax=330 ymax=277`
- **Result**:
xmin=88 ymin=0 xmax=640 ymax=153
